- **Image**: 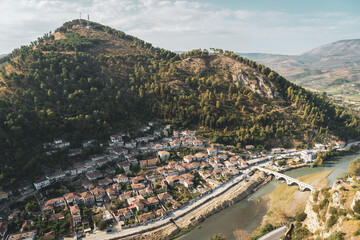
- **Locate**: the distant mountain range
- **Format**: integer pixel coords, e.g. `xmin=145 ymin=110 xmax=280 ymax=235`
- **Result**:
xmin=239 ymin=39 xmax=360 ymax=107
xmin=0 ymin=54 xmax=6 ymax=58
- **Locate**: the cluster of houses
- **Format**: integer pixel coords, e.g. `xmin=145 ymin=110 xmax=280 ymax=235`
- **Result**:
xmin=1 ymin=122 xmax=246 ymax=239
xmin=32 ymin=125 xmax=204 ymax=191
xmin=37 ymin=126 xmax=252 ymax=229
xmin=0 ymin=118 xmax=350 ymax=239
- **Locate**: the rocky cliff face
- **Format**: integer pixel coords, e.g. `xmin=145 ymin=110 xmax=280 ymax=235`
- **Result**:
xmin=303 ymin=179 xmax=360 ymax=239
xmin=178 ymin=55 xmax=277 ymax=98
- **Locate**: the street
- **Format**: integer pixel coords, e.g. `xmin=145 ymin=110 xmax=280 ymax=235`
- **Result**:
xmin=258 ymin=225 xmax=288 ymax=240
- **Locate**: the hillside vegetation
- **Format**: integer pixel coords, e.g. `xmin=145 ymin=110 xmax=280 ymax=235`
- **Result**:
xmin=0 ymin=20 xmax=360 ymax=187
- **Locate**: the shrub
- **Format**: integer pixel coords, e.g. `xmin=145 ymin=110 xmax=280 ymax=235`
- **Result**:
xmin=326 ymin=215 xmax=338 ymax=228
xmin=313 ymin=204 xmax=320 ymax=213
xmin=327 ymin=231 xmax=345 ymax=240
xmin=25 ymin=201 xmax=40 ymax=212
xmin=260 ymin=223 xmax=274 ymax=235
xmin=292 ymin=227 xmax=311 ymax=240
xmin=313 ymin=190 xmax=319 ymax=202
xmin=353 ymin=200 xmax=360 ymax=214
xmin=349 ymin=157 xmax=360 ymax=176
xmin=208 ymin=234 xmax=226 ymax=240
xmin=354 ymin=228 xmax=360 ymax=236
xmin=329 ymin=207 xmax=338 ymax=215
xmin=295 ymin=212 xmax=307 ymax=222
xmin=295 ymin=222 xmax=302 ymax=228
xmin=338 ymin=208 xmax=347 ymax=216
xmin=320 ymin=199 xmax=329 ymax=209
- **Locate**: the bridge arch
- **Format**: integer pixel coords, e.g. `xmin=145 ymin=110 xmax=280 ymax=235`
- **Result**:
xmin=287 ymin=180 xmax=299 ymax=186
xmin=255 ymin=167 xmax=316 ymax=192
xmin=299 ymin=185 xmax=313 ymax=192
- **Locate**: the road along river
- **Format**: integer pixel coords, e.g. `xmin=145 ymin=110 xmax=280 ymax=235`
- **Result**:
xmin=178 ymin=151 xmax=360 ymax=240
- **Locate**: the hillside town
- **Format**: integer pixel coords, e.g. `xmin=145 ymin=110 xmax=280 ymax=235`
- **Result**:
xmin=0 ymin=121 xmax=349 ymax=240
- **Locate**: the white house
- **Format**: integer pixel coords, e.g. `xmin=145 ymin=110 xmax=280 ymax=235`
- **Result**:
xmin=53 ymin=139 xmax=70 ymax=149
xmin=68 ymin=148 xmax=82 ymax=157
xmin=82 ymin=139 xmax=96 ymax=148
xmin=181 ymin=130 xmax=196 ymax=136
xmin=74 ymin=163 xmax=87 ymax=174
xmin=194 ymin=152 xmax=208 ymax=161
xmin=300 ymin=150 xmax=317 ymax=163
xmin=91 ymin=155 xmax=107 ymax=162
xmin=170 ymin=139 xmax=181 ymax=148
xmin=207 ymin=148 xmax=218 ymax=156
xmin=335 ymin=141 xmax=346 ymax=149
xmin=111 ymin=147 xmax=128 ymax=156
xmin=0 ymin=191 xmax=8 ymax=200
xmin=46 ymin=171 xmax=66 ymax=182
xmin=140 ymin=125 xmax=151 ymax=132
xmin=192 ymin=139 xmax=203 ymax=147
xmin=110 ymin=133 xmax=125 ymax=143
xmin=6 ymin=231 xmax=36 ymax=240
xmin=34 ymin=179 xmax=51 ymax=190
xmin=117 ymin=161 xmax=131 ymax=173
xmin=315 ymin=144 xmax=326 ymax=150
xmin=113 ymin=174 xmax=129 ymax=183
xmin=183 ymin=155 xmax=196 ymax=163
xmin=158 ymin=151 xmax=170 ymax=160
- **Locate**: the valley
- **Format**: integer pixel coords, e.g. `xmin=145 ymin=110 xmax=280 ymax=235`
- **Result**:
xmin=240 ymin=39 xmax=360 ymax=109
xmin=0 ymin=20 xmax=360 ymax=240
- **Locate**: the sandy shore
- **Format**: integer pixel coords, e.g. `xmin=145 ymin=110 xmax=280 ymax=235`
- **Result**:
xmin=258 ymin=169 xmax=335 ymax=226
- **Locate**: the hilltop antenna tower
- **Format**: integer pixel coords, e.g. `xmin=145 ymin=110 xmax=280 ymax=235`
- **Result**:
xmin=79 ymin=12 xmax=82 ymax=19
xmin=87 ymin=14 xmax=90 ymax=29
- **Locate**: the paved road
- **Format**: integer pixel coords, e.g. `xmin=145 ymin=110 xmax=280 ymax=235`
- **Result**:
xmin=85 ymin=173 xmax=247 ymax=240
xmin=258 ymin=225 xmax=287 ymax=240
xmin=346 ymin=141 xmax=360 ymax=148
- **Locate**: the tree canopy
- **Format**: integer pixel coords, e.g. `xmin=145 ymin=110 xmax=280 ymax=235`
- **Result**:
xmin=349 ymin=157 xmax=360 ymax=176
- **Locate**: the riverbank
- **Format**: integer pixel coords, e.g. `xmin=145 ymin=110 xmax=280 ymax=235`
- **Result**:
xmin=126 ymin=171 xmax=270 ymax=240
xmin=178 ymin=150 xmax=360 ymax=240
xmin=258 ymin=169 xmax=334 ymax=227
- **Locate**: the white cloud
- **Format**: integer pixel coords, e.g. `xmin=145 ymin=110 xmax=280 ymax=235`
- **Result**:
xmin=0 ymin=0 xmax=359 ymax=54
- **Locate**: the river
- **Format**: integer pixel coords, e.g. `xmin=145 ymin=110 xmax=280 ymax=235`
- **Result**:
xmin=178 ymin=151 xmax=360 ymax=240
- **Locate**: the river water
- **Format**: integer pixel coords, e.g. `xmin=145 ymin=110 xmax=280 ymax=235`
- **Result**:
xmin=178 ymin=151 xmax=360 ymax=240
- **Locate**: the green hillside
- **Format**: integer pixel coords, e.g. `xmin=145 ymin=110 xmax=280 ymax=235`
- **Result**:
xmin=0 ymin=20 xmax=359 ymax=187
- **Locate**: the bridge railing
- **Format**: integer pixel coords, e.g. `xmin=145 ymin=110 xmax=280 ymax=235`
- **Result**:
xmin=255 ymin=167 xmax=316 ymax=192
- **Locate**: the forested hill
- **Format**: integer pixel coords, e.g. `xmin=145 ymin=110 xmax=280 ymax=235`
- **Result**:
xmin=0 ymin=19 xmax=360 ymax=187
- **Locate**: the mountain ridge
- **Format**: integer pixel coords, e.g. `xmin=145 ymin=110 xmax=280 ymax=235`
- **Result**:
xmin=239 ymin=39 xmax=360 ymax=106
xmin=240 ymin=39 xmax=360 ymax=68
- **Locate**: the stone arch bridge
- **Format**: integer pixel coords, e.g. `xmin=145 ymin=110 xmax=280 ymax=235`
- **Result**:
xmin=254 ymin=167 xmax=316 ymax=192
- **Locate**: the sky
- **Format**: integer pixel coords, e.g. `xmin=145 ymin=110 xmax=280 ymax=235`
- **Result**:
xmin=0 ymin=0 xmax=359 ymax=55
